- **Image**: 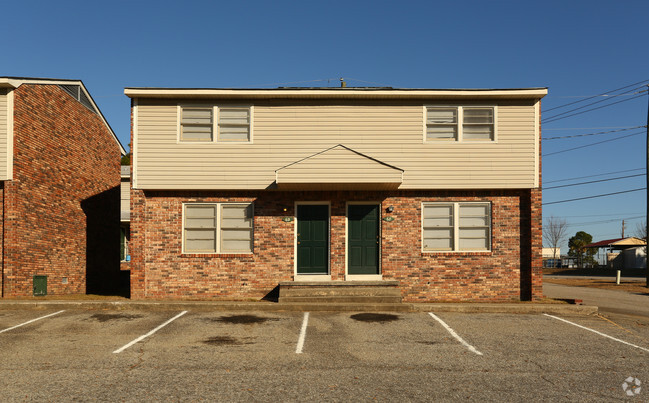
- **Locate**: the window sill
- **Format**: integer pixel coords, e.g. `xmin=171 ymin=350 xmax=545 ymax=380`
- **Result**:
xmin=181 ymin=253 xmax=254 ymax=259
xmin=421 ymin=251 xmax=492 ymax=256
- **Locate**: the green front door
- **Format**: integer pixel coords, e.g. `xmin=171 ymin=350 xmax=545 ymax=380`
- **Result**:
xmin=297 ymin=204 xmax=329 ymax=274
xmin=348 ymin=204 xmax=380 ymax=275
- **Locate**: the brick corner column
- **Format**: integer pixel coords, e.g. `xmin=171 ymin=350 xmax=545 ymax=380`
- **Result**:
xmin=129 ymin=188 xmax=147 ymax=299
xmin=530 ymin=187 xmax=543 ymax=301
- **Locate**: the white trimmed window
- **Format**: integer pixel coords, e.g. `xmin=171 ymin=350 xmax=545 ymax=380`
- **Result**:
xmin=179 ymin=105 xmax=252 ymax=143
xmin=183 ymin=203 xmax=253 ymax=253
xmin=426 ymin=108 xmax=457 ymax=140
xmin=218 ymin=107 xmax=251 ymax=142
xmin=426 ymin=106 xmax=495 ymax=141
xmin=180 ymin=106 xmax=213 ymax=142
xmin=422 ymin=202 xmax=491 ymax=251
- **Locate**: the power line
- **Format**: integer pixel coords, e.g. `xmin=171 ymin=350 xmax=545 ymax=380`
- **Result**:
xmin=552 ymin=212 xmax=645 ymax=218
xmin=564 ymin=215 xmax=645 ymax=227
xmin=543 ymin=79 xmax=649 ymax=113
xmin=543 ymin=126 xmax=646 ymax=140
xmin=255 ymin=77 xmax=392 ymax=88
xmin=596 ymin=232 xmax=637 ymax=237
xmin=344 ymin=77 xmax=392 ymax=87
xmin=543 ymin=174 xmax=646 ymax=190
xmin=544 ymin=168 xmax=646 ymax=184
xmin=542 ymin=188 xmax=647 ymax=205
xmin=544 ymin=126 xmax=644 ymax=131
xmin=543 ymin=86 xmax=647 ymax=121
xmin=543 ymin=131 xmax=644 ymax=156
xmin=255 ymin=78 xmax=340 ymax=87
xmin=543 ymin=92 xmax=647 ymax=124
xmin=552 ymin=94 xmax=648 ymax=99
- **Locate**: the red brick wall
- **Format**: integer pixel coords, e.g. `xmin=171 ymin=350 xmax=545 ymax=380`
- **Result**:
xmin=2 ymin=84 xmax=121 ymax=297
xmin=0 ymin=183 xmax=3 ymax=295
xmin=129 ymin=188 xmax=146 ymax=299
xmin=130 ymin=189 xmax=537 ymax=302
xmin=530 ymin=188 xmax=543 ymax=300
xmin=533 ymin=101 xmax=544 ymax=300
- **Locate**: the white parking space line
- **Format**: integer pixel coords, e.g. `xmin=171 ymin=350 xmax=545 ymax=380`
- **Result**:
xmin=544 ymin=314 xmax=649 ymax=353
xmin=295 ymin=312 xmax=310 ymax=354
xmin=428 ymin=312 xmax=483 ymax=356
xmin=113 ymin=311 xmax=188 ymax=354
xmin=0 ymin=310 xmax=65 ymax=334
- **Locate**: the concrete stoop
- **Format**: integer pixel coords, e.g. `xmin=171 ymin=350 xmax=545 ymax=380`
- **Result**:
xmin=278 ymin=302 xmax=413 ymax=312
xmin=278 ymin=281 xmax=402 ymax=304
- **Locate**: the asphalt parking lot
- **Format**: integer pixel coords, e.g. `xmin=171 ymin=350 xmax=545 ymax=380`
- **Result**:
xmin=1 ymin=309 xmax=648 ymax=401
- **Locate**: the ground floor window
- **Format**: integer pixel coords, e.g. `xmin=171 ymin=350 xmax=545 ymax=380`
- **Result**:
xmin=120 ymin=226 xmax=130 ymax=261
xmin=183 ymin=202 xmax=253 ymax=254
xmin=422 ymin=202 xmax=491 ymax=252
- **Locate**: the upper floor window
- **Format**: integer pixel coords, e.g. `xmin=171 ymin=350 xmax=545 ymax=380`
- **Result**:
xmin=218 ymin=107 xmax=251 ymax=142
xmin=179 ymin=105 xmax=252 ymax=143
xmin=426 ymin=106 xmax=495 ymax=142
xmin=180 ymin=106 xmax=213 ymax=142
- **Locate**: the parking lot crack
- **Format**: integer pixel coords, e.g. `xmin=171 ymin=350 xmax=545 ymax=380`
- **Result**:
xmin=596 ymin=314 xmax=649 ymax=345
xmin=127 ymin=345 xmax=146 ymax=371
xmin=527 ymin=360 xmax=555 ymax=386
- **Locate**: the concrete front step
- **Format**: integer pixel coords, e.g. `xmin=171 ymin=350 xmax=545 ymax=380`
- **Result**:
xmin=276 ymin=302 xmax=413 ymax=312
xmin=278 ymin=280 xmax=402 ymax=304
xmin=279 ymin=295 xmax=403 ymax=304
xmin=280 ymin=287 xmax=402 ymax=298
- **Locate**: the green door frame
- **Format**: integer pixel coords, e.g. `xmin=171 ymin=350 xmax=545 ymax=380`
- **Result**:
xmin=347 ymin=203 xmax=381 ymax=277
xmin=295 ymin=203 xmax=330 ymax=277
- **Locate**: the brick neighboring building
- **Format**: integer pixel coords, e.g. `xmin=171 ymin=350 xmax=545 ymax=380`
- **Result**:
xmin=0 ymin=77 xmax=126 ymax=297
xmin=126 ymin=87 xmax=545 ymax=302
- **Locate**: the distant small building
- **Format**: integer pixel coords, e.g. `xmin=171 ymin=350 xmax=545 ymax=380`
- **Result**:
xmin=585 ymin=237 xmax=647 ymax=270
xmin=542 ymin=247 xmax=561 ymax=268
xmin=542 ymin=247 xmax=560 ymax=258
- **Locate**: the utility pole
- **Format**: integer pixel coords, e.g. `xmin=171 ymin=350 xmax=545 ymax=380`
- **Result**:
xmin=646 ymin=84 xmax=648 ymax=287
xmin=621 ymin=220 xmax=626 ymax=238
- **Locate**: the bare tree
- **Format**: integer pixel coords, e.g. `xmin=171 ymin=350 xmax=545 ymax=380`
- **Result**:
xmin=544 ymin=216 xmax=569 ymax=266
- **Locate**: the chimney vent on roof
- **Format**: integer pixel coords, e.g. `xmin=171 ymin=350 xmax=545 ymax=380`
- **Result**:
xmin=340 ymin=78 xmax=346 ymax=88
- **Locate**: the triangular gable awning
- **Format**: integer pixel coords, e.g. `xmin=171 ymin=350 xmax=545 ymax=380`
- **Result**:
xmin=275 ymin=145 xmax=403 ymax=190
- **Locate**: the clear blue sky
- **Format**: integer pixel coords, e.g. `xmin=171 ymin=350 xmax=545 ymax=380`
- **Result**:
xmin=2 ymin=0 xmax=647 ymax=251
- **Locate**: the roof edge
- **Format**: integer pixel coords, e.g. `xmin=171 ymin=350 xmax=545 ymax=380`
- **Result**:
xmin=1 ymin=77 xmax=126 ymax=155
xmin=124 ymin=87 xmax=548 ymax=100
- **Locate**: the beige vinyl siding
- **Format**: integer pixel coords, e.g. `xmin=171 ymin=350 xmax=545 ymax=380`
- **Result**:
xmin=120 ymin=179 xmax=130 ymax=220
xmin=134 ymin=101 xmax=539 ymax=190
xmin=0 ymin=88 xmax=9 ymax=180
